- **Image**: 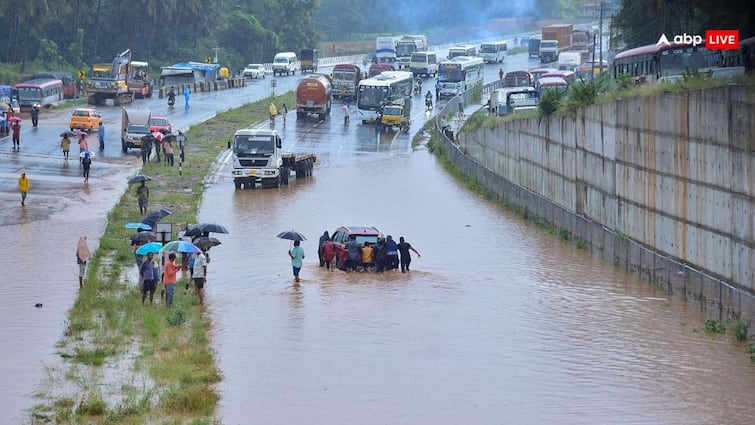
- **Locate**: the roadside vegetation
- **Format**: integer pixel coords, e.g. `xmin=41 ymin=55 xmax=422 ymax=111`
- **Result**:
xmin=29 ymin=92 xmax=295 ymax=424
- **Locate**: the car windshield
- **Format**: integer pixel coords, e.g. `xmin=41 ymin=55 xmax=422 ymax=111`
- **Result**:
xmin=150 ymin=119 xmax=168 ymax=125
xmin=73 ymin=110 xmax=91 ymax=117
xmin=383 ymin=106 xmax=402 ymax=115
xmin=247 ymin=65 xmax=261 ymax=69
xmin=274 ymin=58 xmax=289 ymax=64
xmin=128 ymin=124 xmax=149 ymax=134
xmin=234 ymin=135 xmax=274 ymax=154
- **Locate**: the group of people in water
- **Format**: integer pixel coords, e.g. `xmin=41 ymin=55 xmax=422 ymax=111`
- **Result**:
xmin=317 ymin=231 xmax=420 ymax=273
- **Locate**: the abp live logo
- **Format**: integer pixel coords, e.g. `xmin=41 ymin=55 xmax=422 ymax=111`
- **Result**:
xmin=656 ymin=30 xmax=739 ymax=50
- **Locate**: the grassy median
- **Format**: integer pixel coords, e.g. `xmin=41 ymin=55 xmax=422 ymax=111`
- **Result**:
xmin=30 ymin=91 xmax=296 ymax=425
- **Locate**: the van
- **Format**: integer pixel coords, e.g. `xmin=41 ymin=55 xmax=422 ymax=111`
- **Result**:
xmin=409 ymin=52 xmax=438 ymax=77
xmin=272 ymin=52 xmax=300 ymax=76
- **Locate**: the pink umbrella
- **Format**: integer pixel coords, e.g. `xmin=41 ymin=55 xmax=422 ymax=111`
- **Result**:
xmin=8 ymin=116 xmax=21 ymax=123
xmin=151 ymin=131 xmax=163 ymax=141
xmin=73 ymin=130 xmax=88 ymax=137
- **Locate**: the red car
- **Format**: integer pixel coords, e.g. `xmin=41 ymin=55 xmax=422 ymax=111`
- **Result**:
xmin=148 ymin=116 xmax=172 ymax=133
xmin=330 ymin=226 xmax=381 ymax=270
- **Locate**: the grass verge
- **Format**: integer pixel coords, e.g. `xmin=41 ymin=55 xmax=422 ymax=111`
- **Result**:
xmin=30 ymin=91 xmax=296 ymax=424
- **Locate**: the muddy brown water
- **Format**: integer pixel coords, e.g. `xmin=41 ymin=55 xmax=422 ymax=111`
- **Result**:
xmin=199 ymin=145 xmax=754 ymax=424
xmin=1 ymin=84 xmax=753 ymax=424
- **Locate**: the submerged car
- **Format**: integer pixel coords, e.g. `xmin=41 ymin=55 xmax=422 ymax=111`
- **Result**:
xmin=69 ymin=107 xmax=102 ymax=131
xmin=330 ymin=226 xmax=381 ymax=270
xmin=243 ymin=64 xmax=266 ymax=79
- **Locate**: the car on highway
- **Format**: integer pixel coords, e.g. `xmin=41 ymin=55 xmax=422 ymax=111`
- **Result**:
xmin=330 ymin=226 xmax=381 ymax=270
xmin=149 ymin=116 xmax=172 ymax=133
xmin=69 ymin=107 xmax=101 ymax=131
xmin=242 ymin=64 xmax=266 ymax=79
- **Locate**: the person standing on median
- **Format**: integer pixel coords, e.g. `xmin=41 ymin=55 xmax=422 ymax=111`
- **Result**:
xmin=136 ymin=180 xmax=149 ymax=214
xmin=163 ymin=252 xmax=183 ymax=307
xmin=140 ymin=252 xmax=157 ymax=305
xmin=192 ymin=249 xmax=208 ymax=305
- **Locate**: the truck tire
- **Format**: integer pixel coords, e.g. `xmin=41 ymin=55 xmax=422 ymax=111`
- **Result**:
xmin=318 ymin=113 xmax=326 ymax=121
xmin=281 ymin=167 xmax=290 ymax=185
xmin=234 ymin=180 xmax=242 ymax=189
xmin=274 ymin=174 xmax=281 ymax=188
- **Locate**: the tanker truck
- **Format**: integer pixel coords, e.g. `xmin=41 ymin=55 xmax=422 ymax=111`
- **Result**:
xmin=296 ymin=73 xmax=333 ymax=120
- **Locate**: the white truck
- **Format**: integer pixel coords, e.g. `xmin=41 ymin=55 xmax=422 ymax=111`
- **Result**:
xmin=230 ymin=128 xmax=316 ymax=189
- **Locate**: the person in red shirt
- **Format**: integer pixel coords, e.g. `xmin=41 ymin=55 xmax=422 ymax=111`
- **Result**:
xmin=11 ymin=121 xmax=20 ymax=150
xmin=321 ymin=240 xmax=336 ymax=271
xmin=162 ymin=252 xmax=183 ymax=307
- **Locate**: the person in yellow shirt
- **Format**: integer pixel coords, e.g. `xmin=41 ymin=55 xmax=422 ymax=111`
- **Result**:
xmin=60 ymin=134 xmax=71 ymax=161
xmin=269 ymin=102 xmax=277 ymax=124
xmin=18 ymin=172 xmax=29 ymax=206
xmin=360 ymin=242 xmax=374 ymax=272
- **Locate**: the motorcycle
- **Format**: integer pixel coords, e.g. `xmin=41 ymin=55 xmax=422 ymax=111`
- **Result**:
xmin=167 ymin=93 xmax=176 ymax=107
xmin=425 ymin=95 xmax=433 ymax=111
xmin=413 ymin=82 xmax=422 ymax=95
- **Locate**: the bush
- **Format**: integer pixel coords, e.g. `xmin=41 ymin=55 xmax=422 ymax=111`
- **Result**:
xmin=167 ymin=308 xmax=187 ymax=326
xmin=538 ymin=87 xmax=562 ymax=115
xmin=731 ymin=317 xmax=750 ymax=341
xmin=704 ymin=318 xmax=726 ymax=334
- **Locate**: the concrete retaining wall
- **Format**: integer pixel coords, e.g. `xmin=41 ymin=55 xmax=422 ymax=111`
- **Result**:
xmin=445 ymin=84 xmax=755 ymax=320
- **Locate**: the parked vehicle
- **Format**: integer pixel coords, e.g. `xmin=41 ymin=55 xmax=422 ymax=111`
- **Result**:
xmin=127 ymin=61 xmax=153 ymax=98
xmin=272 ymin=52 xmax=299 ymax=76
xmin=30 ymin=72 xmax=78 ymax=99
xmin=15 ymin=78 xmax=63 ymax=111
xmin=87 ymin=49 xmax=134 ymax=105
xmin=148 ymin=116 xmax=172 ymax=133
xmin=242 ymin=63 xmax=266 ymax=79
xmin=537 ymin=76 xmax=569 ymax=96
xmin=230 ymin=128 xmax=316 ymax=189
xmin=330 ymin=226 xmax=381 ymax=270
xmin=503 ymin=70 xmax=532 ymax=88
xmin=300 ymin=49 xmax=319 ymax=73
xmin=541 ymin=24 xmax=573 ymax=63
xmin=121 ymin=107 xmax=151 ymax=153
xmin=296 ymin=73 xmax=333 ymax=120
xmin=69 ymin=108 xmax=102 ymax=132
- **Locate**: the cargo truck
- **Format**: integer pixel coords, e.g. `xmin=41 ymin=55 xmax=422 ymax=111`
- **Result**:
xmin=541 ymin=24 xmax=573 ymax=63
xmin=121 ymin=107 xmax=151 ymax=153
xmin=230 ymin=128 xmax=316 ymax=189
xmin=300 ymin=49 xmax=318 ymax=73
xmin=296 ymin=73 xmax=333 ymax=120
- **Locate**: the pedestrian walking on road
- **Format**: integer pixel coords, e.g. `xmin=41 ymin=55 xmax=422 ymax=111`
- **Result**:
xmin=76 ymin=236 xmax=90 ymax=289
xmin=18 ymin=172 xmax=29 ymax=206
xmin=282 ymin=103 xmax=288 ymax=125
xmin=183 ymin=87 xmax=190 ymax=109
xmin=78 ymin=134 xmax=88 ymax=163
xmin=499 ymin=68 xmax=504 ymax=80
xmin=289 ymin=240 xmax=305 ymax=283
xmin=140 ymin=134 xmax=152 ymax=164
xmin=97 ymin=122 xmax=105 ymax=150
xmin=81 ymin=152 xmax=92 ymax=183
xmin=342 ymin=102 xmax=350 ymax=125
xmin=397 ymin=236 xmax=421 ymax=273
xmin=11 ymin=121 xmax=20 ymax=150
xmin=60 ymin=134 xmax=71 ymax=161
xmin=136 ymin=180 xmax=150 ymax=214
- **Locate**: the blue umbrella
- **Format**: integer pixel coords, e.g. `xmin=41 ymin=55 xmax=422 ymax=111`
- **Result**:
xmin=135 ymin=242 xmax=163 ymax=255
xmin=160 ymin=240 xmax=201 ymax=254
xmin=125 ymin=222 xmax=152 ymax=230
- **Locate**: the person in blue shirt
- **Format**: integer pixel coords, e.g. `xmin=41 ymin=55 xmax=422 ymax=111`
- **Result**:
xmin=384 ymin=235 xmax=399 ymax=271
xmin=183 ymin=87 xmax=190 ymax=109
xmin=97 ymin=121 xmax=105 ymax=150
xmin=289 ymin=240 xmax=305 ymax=283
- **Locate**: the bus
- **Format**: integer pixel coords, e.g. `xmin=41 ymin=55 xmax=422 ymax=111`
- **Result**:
xmin=356 ymin=70 xmax=413 ymax=123
xmin=437 ymin=56 xmax=484 ymax=100
xmin=479 ymin=41 xmax=507 ymax=64
xmin=375 ymin=36 xmax=400 ymax=64
xmin=15 ymin=78 xmax=64 ymax=111
xmin=331 ymin=63 xmax=363 ymax=99
xmin=447 ymin=45 xmax=477 ymax=60
xmin=611 ymin=42 xmax=724 ymax=83
xmin=30 ymin=72 xmax=78 ymax=99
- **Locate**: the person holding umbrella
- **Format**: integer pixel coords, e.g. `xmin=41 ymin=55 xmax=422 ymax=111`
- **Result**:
xmin=136 ymin=180 xmax=149 ymax=215
xmin=60 ymin=133 xmax=71 ymax=161
xmin=289 ymin=240 xmax=305 ymax=283
xmin=140 ymin=252 xmax=157 ymax=305
xmin=11 ymin=118 xmax=20 ymax=150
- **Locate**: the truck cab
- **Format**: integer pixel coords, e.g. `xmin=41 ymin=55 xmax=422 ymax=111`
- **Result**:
xmin=231 ymin=128 xmax=284 ymax=188
xmin=539 ymin=40 xmax=559 ymax=64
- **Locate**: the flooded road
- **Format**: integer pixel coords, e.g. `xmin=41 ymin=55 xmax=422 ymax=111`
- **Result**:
xmin=203 ymin=143 xmax=754 ymax=423
xmin=1 ymin=45 xmax=753 ymax=424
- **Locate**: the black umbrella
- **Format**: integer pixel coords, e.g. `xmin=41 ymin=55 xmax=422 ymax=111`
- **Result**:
xmin=59 ymin=131 xmax=74 ymax=137
xmin=128 ymin=174 xmax=153 ymax=184
xmin=276 ymin=230 xmax=307 ymax=241
xmin=159 ymin=128 xmax=173 ymax=135
xmin=185 ymin=223 xmax=229 ymax=237
xmin=194 ymin=236 xmax=222 ymax=250
xmin=130 ymin=231 xmax=156 ymax=243
xmin=142 ymin=208 xmax=173 ymax=228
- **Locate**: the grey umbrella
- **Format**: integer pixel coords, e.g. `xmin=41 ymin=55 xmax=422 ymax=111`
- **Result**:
xmin=130 ymin=231 xmax=156 ymax=243
xmin=276 ymin=230 xmax=307 ymax=241
xmin=185 ymin=223 xmax=229 ymax=237
xmin=142 ymin=208 xmax=173 ymax=228
xmin=128 ymin=174 xmax=153 ymax=184
xmin=194 ymin=237 xmax=222 ymax=250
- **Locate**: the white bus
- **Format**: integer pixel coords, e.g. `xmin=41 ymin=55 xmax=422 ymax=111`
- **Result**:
xmin=437 ymin=56 xmax=484 ymax=100
xmin=447 ymin=45 xmax=477 ymax=59
xmin=356 ymin=70 xmax=413 ymax=123
xmin=409 ymin=51 xmax=438 ymax=77
xmin=375 ymin=36 xmax=400 ymax=63
xmin=479 ymin=41 xmax=507 ymax=64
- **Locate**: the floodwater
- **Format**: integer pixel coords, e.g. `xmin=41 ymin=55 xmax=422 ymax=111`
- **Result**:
xmin=202 ymin=145 xmax=755 ymax=424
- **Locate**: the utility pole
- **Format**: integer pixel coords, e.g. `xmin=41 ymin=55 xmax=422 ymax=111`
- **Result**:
xmin=599 ymin=1 xmax=604 ymax=72
xmin=212 ymin=47 xmax=220 ymax=64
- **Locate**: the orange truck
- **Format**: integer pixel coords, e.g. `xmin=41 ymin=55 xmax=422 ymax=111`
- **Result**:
xmin=296 ymin=73 xmax=332 ymax=121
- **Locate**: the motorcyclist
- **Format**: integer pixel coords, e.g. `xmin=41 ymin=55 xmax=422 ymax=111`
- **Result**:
xmin=414 ymin=80 xmax=422 ymax=94
xmin=30 ymin=104 xmax=40 ymax=127
xmin=167 ymin=86 xmax=176 ymax=106
xmin=425 ymin=91 xmax=433 ymax=109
